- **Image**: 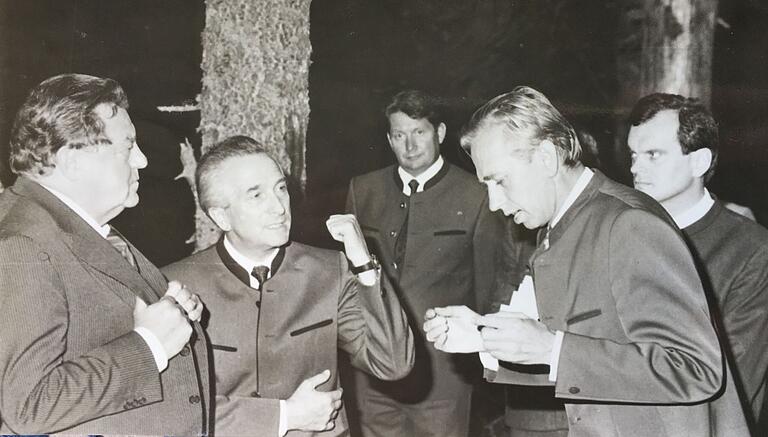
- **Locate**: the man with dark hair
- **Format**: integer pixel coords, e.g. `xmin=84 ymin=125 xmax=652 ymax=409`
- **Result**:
xmin=346 ymin=90 xmax=503 ymax=436
xmin=628 ymin=92 xmax=768 ymax=429
xmin=163 ymin=135 xmax=414 ymax=436
xmin=0 ymin=74 xmax=209 ymax=435
xmin=424 ymin=86 xmax=748 ymax=436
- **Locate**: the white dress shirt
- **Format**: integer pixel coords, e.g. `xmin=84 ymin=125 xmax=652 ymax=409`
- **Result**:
xmin=670 ymin=189 xmax=715 ymax=229
xmin=398 ymin=155 xmax=444 ymax=195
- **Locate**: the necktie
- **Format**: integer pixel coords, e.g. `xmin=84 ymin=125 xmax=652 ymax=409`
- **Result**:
xmin=393 ymin=179 xmax=420 ymax=269
xmin=106 ymin=228 xmax=137 ymax=269
xmin=251 ymin=265 xmax=270 ymax=291
xmin=537 ymin=225 xmax=551 ymax=251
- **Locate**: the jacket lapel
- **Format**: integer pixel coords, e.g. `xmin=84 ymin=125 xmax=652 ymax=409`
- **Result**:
xmin=13 ymin=178 xmax=161 ymax=306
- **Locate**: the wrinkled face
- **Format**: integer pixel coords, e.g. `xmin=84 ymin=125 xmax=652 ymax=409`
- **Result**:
xmin=211 ymin=154 xmax=291 ymax=257
xmin=76 ymin=104 xmax=147 ymax=222
xmin=628 ymin=110 xmax=697 ymax=208
xmin=387 ymin=111 xmax=445 ymax=177
xmin=471 ymin=124 xmax=555 ymax=229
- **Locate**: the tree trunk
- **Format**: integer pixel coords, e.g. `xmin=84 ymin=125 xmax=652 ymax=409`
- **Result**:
xmin=639 ymin=0 xmax=718 ymax=105
xmin=194 ymin=0 xmax=312 ymax=250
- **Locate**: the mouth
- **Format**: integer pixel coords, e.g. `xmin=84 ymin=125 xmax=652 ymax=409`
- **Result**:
xmin=265 ymin=222 xmax=288 ymax=230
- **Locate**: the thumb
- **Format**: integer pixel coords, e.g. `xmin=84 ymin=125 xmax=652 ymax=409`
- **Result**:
xmin=134 ymin=296 xmax=147 ymax=312
xmin=305 ymin=369 xmax=331 ymax=389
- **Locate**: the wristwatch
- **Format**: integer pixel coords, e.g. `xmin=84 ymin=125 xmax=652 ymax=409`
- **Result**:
xmin=351 ymin=254 xmax=380 ymax=275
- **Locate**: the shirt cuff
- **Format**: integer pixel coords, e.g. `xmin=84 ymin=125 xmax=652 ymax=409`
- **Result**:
xmin=279 ymin=399 xmax=288 ymax=436
xmin=356 ymin=269 xmax=377 ymax=286
xmin=548 ymin=330 xmax=565 ymax=382
xmin=134 ymin=327 xmax=168 ymax=372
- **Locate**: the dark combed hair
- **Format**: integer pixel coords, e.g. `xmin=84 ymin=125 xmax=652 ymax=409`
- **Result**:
xmin=195 ymin=135 xmax=275 ymax=211
xmin=384 ymin=89 xmax=444 ymax=129
xmin=460 ymin=86 xmax=581 ymax=167
xmin=9 ymin=73 xmax=129 ymax=176
xmin=629 ymin=93 xmax=719 ymax=181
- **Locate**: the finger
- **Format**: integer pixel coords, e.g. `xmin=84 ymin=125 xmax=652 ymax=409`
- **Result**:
xmin=324 ymin=420 xmax=336 ymax=431
xmin=328 ymin=388 xmax=343 ymax=401
xmin=165 ymin=280 xmax=183 ymax=298
xmin=434 ymin=305 xmax=480 ymax=322
xmin=305 ymin=369 xmax=331 ymax=388
xmin=134 ymin=296 xmax=148 ymax=310
xmin=423 ymin=316 xmax=446 ymax=332
xmin=187 ymin=296 xmax=204 ymax=322
xmin=424 ymin=308 xmax=436 ymax=320
xmin=479 ymin=312 xmax=528 ymax=328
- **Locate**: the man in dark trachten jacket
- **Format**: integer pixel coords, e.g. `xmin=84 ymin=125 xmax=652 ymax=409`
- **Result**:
xmin=163 ymin=135 xmax=414 ymax=436
xmin=346 ymin=90 xmax=503 ymax=437
xmin=425 ymin=86 xmax=749 ymax=437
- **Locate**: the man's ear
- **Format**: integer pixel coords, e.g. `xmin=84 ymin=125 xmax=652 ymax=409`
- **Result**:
xmin=208 ymin=206 xmax=232 ymax=232
xmin=437 ymin=123 xmax=447 ymax=144
xmin=537 ymin=139 xmax=560 ymax=177
xmin=53 ymin=146 xmax=80 ymax=180
xmin=689 ymin=148 xmax=713 ymax=179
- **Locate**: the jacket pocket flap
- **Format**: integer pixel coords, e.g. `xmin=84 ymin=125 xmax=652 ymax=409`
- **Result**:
xmin=211 ymin=344 xmax=238 ymax=352
xmin=433 ymin=229 xmax=467 ymax=236
xmin=566 ymin=309 xmax=602 ymax=325
xmin=290 ymin=318 xmax=334 ymax=337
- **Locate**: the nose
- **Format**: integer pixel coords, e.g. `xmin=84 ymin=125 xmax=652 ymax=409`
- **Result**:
xmin=629 ymin=157 xmax=641 ymax=178
xmin=130 ymin=143 xmax=148 ymax=169
xmin=267 ymin=191 xmax=288 ymax=215
xmin=487 ymin=183 xmax=504 ymax=212
xmin=405 ymin=135 xmax=417 ymax=152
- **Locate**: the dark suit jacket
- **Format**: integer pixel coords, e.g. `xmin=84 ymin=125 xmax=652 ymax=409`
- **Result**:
xmin=487 ymin=170 xmax=748 ymax=437
xmin=346 ymin=162 xmax=502 ymax=402
xmin=0 ymin=177 xmax=210 ymax=435
xmin=162 ymin=240 xmax=414 ymax=436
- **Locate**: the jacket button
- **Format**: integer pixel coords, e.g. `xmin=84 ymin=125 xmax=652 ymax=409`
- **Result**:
xmin=389 ymin=230 xmax=396 ymax=237
xmin=569 ymin=386 xmax=580 ymax=394
xmin=37 ymin=251 xmax=50 ymax=261
xmin=189 ymin=394 xmax=201 ymax=404
xmin=179 ymin=345 xmax=191 ymax=356
xmin=255 ymin=300 xmax=261 ymax=308
xmin=251 ymin=391 xmax=261 ymax=398
xmin=399 ymin=202 xmax=405 ymax=208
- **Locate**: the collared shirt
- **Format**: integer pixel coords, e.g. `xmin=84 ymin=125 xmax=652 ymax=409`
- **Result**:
xmin=38 ymin=182 xmax=168 ymax=372
xmin=223 ymin=236 xmax=280 ymax=289
xmin=671 ymin=189 xmax=715 ymax=229
xmin=397 ymin=155 xmax=444 ymax=195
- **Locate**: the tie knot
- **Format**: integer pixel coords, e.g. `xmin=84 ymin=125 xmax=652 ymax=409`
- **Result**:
xmin=408 ymin=179 xmax=419 ymax=194
xmin=106 ymin=228 xmax=136 ymax=268
xmin=251 ymin=265 xmax=270 ymax=288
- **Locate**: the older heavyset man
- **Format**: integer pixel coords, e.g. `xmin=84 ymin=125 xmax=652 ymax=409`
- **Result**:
xmin=424 ymin=86 xmax=749 ymax=436
xmin=163 ymin=135 xmax=414 ymax=436
xmin=0 ymin=74 xmax=209 ymax=435
xmin=628 ymin=93 xmax=768 ymax=430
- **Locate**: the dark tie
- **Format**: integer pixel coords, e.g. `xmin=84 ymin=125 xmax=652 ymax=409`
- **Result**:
xmin=251 ymin=265 xmax=270 ymax=291
xmin=106 ymin=228 xmax=136 ymax=269
xmin=393 ymin=179 xmax=420 ymax=269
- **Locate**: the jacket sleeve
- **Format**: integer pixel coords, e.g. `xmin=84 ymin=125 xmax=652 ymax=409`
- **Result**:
xmin=213 ymin=395 xmax=280 ymax=437
xmin=336 ymin=252 xmax=414 ymax=380
xmin=0 ymin=235 xmax=162 ymax=434
xmin=721 ymin=242 xmax=768 ymax=421
xmin=554 ymin=209 xmax=723 ymax=404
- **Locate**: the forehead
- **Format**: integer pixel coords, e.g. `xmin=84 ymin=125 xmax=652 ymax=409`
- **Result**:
xmin=95 ymin=104 xmax=135 ymax=137
xmin=215 ymin=154 xmax=284 ymax=192
xmin=627 ymin=110 xmax=680 ymax=151
xmin=388 ymin=111 xmax=433 ymax=131
xmin=471 ymin=124 xmax=528 ymax=178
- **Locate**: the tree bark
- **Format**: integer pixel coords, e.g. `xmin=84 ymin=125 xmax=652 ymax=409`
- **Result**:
xmin=195 ymin=0 xmax=312 ymax=250
xmin=639 ymin=0 xmax=718 ymax=105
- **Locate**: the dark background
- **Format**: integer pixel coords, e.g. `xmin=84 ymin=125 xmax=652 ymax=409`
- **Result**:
xmin=1 ymin=0 xmax=767 ymax=265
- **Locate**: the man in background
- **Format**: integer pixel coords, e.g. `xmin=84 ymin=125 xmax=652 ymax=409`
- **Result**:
xmin=628 ymin=93 xmax=768 ymax=430
xmin=346 ymin=90 xmax=502 ymax=436
xmin=0 ymin=73 xmax=209 ymax=435
xmin=163 ymin=135 xmax=414 ymax=436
